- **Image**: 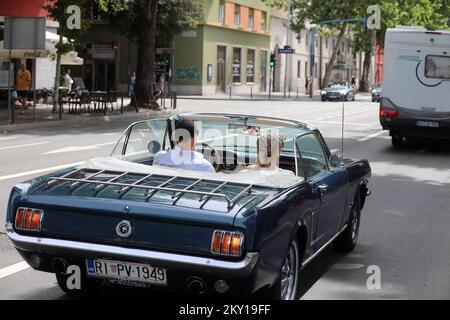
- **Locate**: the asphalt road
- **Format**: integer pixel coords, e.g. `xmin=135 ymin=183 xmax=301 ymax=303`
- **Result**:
xmin=0 ymin=95 xmax=449 ymax=300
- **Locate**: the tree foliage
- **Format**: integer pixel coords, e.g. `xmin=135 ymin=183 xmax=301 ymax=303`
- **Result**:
xmin=44 ymin=0 xmax=90 ymax=55
xmin=96 ymin=0 xmax=203 ymax=46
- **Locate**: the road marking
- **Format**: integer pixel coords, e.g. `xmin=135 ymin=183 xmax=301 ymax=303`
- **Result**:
xmin=0 ymin=261 xmax=30 ymax=280
xmin=102 ymin=132 xmax=121 ymax=136
xmin=43 ymin=141 xmax=116 ymax=155
xmin=304 ymin=120 xmax=373 ymax=127
xmin=358 ymin=130 xmax=387 ymax=142
xmin=0 ymin=136 xmax=18 ymax=141
xmin=0 ymin=141 xmax=50 ymax=151
xmin=0 ymin=161 xmax=84 ymax=181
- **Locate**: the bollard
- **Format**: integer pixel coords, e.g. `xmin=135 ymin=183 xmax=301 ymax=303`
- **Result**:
xmin=250 ymin=87 xmax=253 ymax=100
xmin=229 ymin=85 xmax=232 ymax=99
xmin=297 ymin=88 xmax=299 ymax=100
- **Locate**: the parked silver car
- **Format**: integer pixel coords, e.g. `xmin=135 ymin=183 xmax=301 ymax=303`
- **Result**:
xmin=321 ymin=82 xmax=355 ymax=102
xmin=371 ymin=83 xmax=382 ymax=102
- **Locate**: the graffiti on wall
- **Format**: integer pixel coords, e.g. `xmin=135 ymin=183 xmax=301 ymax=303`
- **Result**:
xmin=175 ymin=67 xmax=200 ymax=81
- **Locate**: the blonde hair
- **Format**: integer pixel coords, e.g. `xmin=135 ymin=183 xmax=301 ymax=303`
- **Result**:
xmin=256 ymin=133 xmax=286 ymax=168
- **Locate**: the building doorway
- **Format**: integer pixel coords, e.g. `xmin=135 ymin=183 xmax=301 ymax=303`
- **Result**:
xmin=93 ymin=60 xmax=115 ymax=91
xmin=217 ymin=45 xmax=226 ymax=93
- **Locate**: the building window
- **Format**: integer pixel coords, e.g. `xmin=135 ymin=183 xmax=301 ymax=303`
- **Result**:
xmin=325 ymin=38 xmax=328 ymax=49
xmin=314 ymin=63 xmax=318 ymax=78
xmin=91 ymin=3 xmax=107 ymax=21
xmin=248 ymin=9 xmax=254 ymax=30
xmin=298 ymin=31 xmax=301 ymax=44
xmin=297 ymin=61 xmax=301 ymax=78
xmin=247 ymin=49 xmax=255 ymax=83
xmin=232 ymin=47 xmax=242 ymax=83
xmin=341 ymin=41 xmax=345 ymax=53
xmin=219 ymin=2 xmax=225 ymax=25
xmin=305 ymin=61 xmax=308 ymax=78
xmin=234 ymin=5 xmax=241 ymax=26
xmin=305 ymin=30 xmax=309 ymax=48
xmin=332 ymin=39 xmax=336 ymax=49
xmin=261 ymin=11 xmax=267 ymax=31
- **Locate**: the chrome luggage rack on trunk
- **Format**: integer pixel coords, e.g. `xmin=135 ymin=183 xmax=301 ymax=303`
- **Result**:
xmin=43 ymin=168 xmax=255 ymax=211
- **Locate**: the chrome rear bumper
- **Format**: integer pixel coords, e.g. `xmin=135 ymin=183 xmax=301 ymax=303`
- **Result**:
xmin=7 ymin=230 xmax=259 ymax=276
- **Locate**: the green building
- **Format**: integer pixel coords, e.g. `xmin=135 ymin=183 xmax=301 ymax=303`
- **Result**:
xmin=172 ymin=0 xmax=271 ymax=95
xmin=76 ymin=1 xmax=271 ymax=96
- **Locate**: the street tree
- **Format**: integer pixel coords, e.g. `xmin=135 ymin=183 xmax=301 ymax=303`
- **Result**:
xmin=352 ymin=0 xmax=449 ymax=91
xmin=96 ymin=0 xmax=202 ymax=109
xmin=44 ymin=0 xmax=90 ymax=113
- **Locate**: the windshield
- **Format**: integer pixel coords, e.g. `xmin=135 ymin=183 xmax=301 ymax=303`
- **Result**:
xmin=327 ymin=81 xmax=347 ymax=88
xmin=111 ymin=115 xmax=312 ymax=177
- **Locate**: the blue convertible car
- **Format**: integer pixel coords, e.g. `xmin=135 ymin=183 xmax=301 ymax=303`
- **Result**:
xmin=5 ymin=113 xmax=371 ymax=300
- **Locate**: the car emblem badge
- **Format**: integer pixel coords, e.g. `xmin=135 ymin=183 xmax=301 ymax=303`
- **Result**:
xmin=116 ymin=220 xmax=132 ymax=238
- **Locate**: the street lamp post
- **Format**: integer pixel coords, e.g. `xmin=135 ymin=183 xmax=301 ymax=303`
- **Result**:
xmin=283 ymin=0 xmax=291 ymax=99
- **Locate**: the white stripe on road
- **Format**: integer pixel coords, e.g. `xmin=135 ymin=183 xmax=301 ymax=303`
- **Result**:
xmin=0 ymin=136 xmax=18 ymax=141
xmin=43 ymin=141 xmax=116 ymax=155
xmin=358 ymin=130 xmax=387 ymax=142
xmin=304 ymin=120 xmax=373 ymax=127
xmin=0 ymin=141 xmax=50 ymax=151
xmin=0 ymin=262 xmax=30 ymax=280
xmin=0 ymin=161 xmax=84 ymax=181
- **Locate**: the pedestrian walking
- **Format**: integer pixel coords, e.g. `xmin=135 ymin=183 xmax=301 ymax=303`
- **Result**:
xmin=63 ymin=69 xmax=74 ymax=91
xmin=16 ymin=64 xmax=32 ymax=111
xmin=129 ymin=72 xmax=136 ymax=97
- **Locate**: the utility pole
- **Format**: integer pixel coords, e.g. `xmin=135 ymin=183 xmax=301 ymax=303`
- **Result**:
xmin=283 ymin=0 xmax=291 ymax=99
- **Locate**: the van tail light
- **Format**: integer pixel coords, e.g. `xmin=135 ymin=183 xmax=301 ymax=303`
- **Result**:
xmin=380 ymin=107 xmax=399 ymax=118
xmin=211 ymin=231 xmax=244 ymax=257
xmin=15 ymin=208 xmax=43 ymax=232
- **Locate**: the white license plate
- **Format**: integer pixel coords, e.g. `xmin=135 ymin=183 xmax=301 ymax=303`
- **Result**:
xmin=86 ymin=258 xmax=167 ymax=286
xmin=416 ymin=120 xmax=439 ymax=128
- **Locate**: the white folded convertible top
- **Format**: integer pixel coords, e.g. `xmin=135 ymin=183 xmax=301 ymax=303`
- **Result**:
xmin=79 ymin=157 xmax=303 ymax=189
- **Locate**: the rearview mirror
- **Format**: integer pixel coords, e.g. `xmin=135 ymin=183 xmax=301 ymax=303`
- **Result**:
xmin=329 ymin=153 xmax=341 ymax=168
xmin=148 ymin=141 xmax=162 ymax=154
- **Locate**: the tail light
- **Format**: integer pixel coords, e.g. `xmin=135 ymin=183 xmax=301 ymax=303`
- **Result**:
xmin=211 ymin=231 xmax=244 ymax=257
xmin=380 ymin=107 xmax=399 ymax=118
xmin=14 ymin=207 xmax=43 ymax=232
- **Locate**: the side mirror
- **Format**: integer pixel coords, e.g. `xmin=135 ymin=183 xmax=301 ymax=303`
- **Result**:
xmin=329 ymin=153 xmax=341 ymax=168
xmin=148 ymin=141 xmax=162 ymax=154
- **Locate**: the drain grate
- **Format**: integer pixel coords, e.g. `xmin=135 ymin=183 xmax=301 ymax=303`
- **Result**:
xmin=0 ymin=233 xmax=15 ymax=253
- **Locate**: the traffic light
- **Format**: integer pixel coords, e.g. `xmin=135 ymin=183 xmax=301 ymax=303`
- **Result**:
xmin=270 ymin=54 xmax=277 ymax=68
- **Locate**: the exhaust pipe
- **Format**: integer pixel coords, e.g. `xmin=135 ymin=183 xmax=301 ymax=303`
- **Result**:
xmin=186 ymin=277 xmax=206 ymax=294
xmin=51 ymin=258 xmax=68 ymax=274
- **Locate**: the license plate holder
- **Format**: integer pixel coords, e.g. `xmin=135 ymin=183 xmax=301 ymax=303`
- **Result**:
xmin=86 ymin=258 xmax=167 ymax=286
xmin=416 ymin=120 xmax=439 ymax=128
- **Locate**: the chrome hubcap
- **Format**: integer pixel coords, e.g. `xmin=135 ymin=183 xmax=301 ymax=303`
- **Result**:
xmin=280 ymin=244 xmax=298 ymax=300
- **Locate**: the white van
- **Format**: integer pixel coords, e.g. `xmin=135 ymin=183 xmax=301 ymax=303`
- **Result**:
xmin=380 ymin=26 xmax=450 ymax=147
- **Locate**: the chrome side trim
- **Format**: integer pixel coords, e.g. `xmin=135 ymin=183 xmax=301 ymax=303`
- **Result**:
xmin=301 ymin=224 xmax=348 ymax=269
xmin=7 ymin=230 xmax=258 ymax=276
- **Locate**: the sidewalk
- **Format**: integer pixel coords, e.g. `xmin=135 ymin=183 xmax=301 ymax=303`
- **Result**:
xmin=0 ymin=98 xmax=176 ymax=132
xmin=178 ymin=90 xmax=323 ymax=101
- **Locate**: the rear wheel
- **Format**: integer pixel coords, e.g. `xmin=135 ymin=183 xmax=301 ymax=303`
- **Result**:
xmin=391 ymin=134 xmax=403 ymax=147
xmin=333 ymin=195 xmax=361 ymax=252
xmin=258 ymin=239 xmax=301 ymax=300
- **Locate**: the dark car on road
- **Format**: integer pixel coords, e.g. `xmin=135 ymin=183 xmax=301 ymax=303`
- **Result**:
xmin=6 ymin=113 xmax=371 ymax=300
xmin=321 ymin=82 xmax=355 ymax=102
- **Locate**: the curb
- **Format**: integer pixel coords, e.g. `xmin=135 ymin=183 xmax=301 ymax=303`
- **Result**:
xmin=0 ymin=109 xmax=178 ymax=133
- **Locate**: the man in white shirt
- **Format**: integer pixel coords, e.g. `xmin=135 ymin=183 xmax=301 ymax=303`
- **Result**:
xmin=153 ymin=119 xmax=215 ymax=173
